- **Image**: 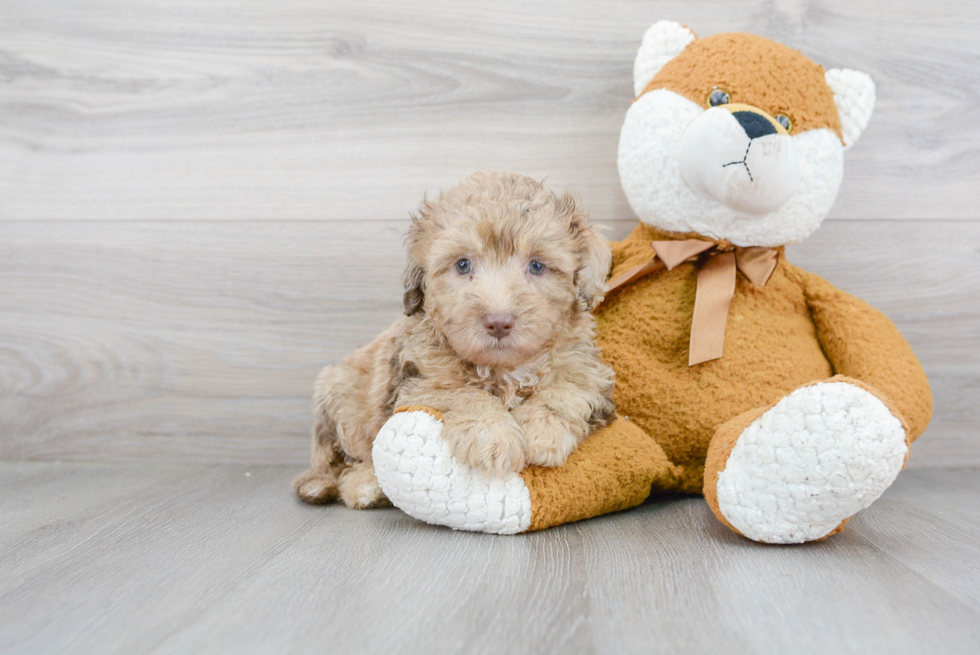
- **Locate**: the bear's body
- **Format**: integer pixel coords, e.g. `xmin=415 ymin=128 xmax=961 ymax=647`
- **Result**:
xmin=597 ymin=225 xmax=830 ymax=493
xmin=595 ymin=223 xmax=931 ymax=497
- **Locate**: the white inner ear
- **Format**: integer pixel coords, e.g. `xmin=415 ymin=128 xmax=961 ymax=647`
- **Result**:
xmin=825 ymin=68 xmax=876 ymax=149
xmin=633 ymin=21 xmax=696 ymax=97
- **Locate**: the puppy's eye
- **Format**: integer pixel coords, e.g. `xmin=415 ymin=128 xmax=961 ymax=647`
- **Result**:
xmin=454 ymin=258 xmax=472 ymax=275
xmin=707 ymin=88 xmax=730 ymax=107
xmin=528 ymin=260 xmax=547 ymax=276
xmin=775 ymin=113 xmax=793 ymax=132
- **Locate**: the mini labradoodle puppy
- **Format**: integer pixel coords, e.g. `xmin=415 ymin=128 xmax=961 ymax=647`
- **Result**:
xmin=293 ymin=171 xmax=616 ymax=509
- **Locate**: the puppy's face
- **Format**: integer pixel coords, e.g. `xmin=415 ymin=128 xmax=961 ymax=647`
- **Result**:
xmin=403 ymin=172 xmax=610 ymax=369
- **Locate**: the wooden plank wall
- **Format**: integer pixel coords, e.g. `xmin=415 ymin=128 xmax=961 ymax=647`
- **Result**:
xmin=1 ymin=0 xmax=977 ymax=466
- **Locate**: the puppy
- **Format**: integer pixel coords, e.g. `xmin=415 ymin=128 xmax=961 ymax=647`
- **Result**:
xmin=293 ymin=171 xmax=616 ymax=509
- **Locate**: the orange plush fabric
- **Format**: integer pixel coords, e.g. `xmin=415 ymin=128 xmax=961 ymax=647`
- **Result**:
xmin=641 ymin=31 xmax=842 ymax=140
xmin=595 ymin=224 xmax=835 ymax=492
xmin=520 ymin=416 xmax=677 ymax=532
xmin=802 ymin=273 xmax=933 ymax=440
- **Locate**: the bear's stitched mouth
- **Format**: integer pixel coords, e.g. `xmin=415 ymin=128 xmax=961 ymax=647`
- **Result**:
xmin=722 ymin=141 xmax=754 ymax=182
xmin=676 ymin=106 xmax=801 ymax=216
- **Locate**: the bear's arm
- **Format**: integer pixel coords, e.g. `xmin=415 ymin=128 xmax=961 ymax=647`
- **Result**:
xmin=797 ymin=267 xmax=933 ymax=441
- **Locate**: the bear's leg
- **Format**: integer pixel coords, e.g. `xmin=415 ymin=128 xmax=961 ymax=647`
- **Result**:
xmin=372 ymin=409 xmax=677 ymax=534
xmin=703 ymin=376 xmax=910 ymax=544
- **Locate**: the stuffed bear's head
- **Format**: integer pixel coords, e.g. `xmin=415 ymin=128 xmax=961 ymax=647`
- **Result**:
xmin=618 ymin=22 xmax=876 ymax=247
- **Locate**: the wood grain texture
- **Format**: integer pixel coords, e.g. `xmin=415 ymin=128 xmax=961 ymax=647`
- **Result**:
xmin=0 ymin=219 xmax=976 ymax=466
xmin=1 ymin=461 xmax=978 ymax=654
xmin=1 ymin=0 xmax=978 ymax=221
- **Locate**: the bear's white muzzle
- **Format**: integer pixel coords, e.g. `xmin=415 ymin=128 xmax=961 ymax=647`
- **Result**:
xmin=679 ymin=106 xmax=800 ymax=215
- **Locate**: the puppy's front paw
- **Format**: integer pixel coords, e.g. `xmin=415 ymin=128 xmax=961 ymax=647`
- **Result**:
xmin=515 ymin=405 xmax=578 ymax=468
xmin=443 ymin=412 xmax=528 ymax=475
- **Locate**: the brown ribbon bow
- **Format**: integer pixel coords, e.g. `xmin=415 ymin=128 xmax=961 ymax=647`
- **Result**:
xmin=605 ymin=240 xmax=780 ymax=366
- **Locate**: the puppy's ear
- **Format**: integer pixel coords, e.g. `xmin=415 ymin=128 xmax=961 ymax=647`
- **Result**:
xmin=560 ymin=194 xmax=612 ymax=312
xmin=403 ymin=257 xmax=425 ymax=315
xmin=402 ymin=211 xmax=428 ymax=316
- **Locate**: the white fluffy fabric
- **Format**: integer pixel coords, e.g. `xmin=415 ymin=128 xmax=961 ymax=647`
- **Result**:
xmin=678 ymin=107 xmax=800 ymax=215
xmin=715 ymin=381 xmax=908 ymax=544
xmin=633 ymin=21 xmax=697 ymax=97
xmin=372 ymin=411 xmax=532 ymax=535
xmin=618 ymin=89 xmax=845 ymax=247
xmin=825 ymin=68 xmax=876 ymax=149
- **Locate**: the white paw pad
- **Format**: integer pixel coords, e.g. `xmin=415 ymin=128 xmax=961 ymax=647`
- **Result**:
xmin=372 ymin=411 xmax=532 ymax=534
xmin=716 ymin=382 xmax=908 ymax=544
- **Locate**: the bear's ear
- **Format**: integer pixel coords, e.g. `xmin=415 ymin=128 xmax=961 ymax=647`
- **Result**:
xmin=633 ymin=21 xmax=697 ymax=97
xmin=825 ymin=68 xmax=876 ymax=149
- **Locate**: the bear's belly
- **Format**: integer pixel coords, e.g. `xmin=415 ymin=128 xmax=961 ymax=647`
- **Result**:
xmin=595 ymin=264 xmax=832 ymax=490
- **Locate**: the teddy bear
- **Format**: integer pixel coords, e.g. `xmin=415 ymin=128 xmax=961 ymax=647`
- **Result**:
xmin=369 ymin=21 xmax=933 ymax=543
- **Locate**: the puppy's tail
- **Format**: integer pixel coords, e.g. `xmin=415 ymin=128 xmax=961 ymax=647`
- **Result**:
xmin=293 ymin=467 xmax=341 ymax=504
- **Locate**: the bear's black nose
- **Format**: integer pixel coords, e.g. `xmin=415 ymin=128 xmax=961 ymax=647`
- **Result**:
xmin=732 ymin=111 xmax=778 ymax=140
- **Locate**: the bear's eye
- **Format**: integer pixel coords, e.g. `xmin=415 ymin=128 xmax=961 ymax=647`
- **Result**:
xmin=775 ymin=113 xmax=793 ymax=132
xmin=455 ymin=258 xmax=472 ymax=274
xmin=528 ymin=260 xmax=547 ymax=276
xmin=707 ymin=89 xmax=730 ymax=107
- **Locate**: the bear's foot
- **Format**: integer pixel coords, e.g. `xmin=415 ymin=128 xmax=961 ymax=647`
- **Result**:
xmin=705 ymin=378 xmax=909 ymax=544
xmin=372 ymin=409 xmax=533 ymax=534
xmin=374 ymin=410 xmax=678 ymax=534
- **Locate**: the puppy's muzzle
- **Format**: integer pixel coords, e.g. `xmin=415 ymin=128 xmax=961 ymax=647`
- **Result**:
xmin=678 ymin=103 xmax=800 ymax=215
xmin=482 ymin=313 xmax=514 ymax=339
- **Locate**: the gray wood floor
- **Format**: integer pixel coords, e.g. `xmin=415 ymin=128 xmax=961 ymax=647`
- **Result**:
xmin=1 ymin=461 xmax=978 ymax=655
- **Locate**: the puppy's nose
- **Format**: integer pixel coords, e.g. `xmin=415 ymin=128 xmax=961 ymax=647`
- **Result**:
xmin=482 ymin=313 xmax=514 ymax=339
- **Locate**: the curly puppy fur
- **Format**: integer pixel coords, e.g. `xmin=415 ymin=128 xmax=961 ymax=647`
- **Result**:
xmin=293 ymin=171 xmax=616 ymax=508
